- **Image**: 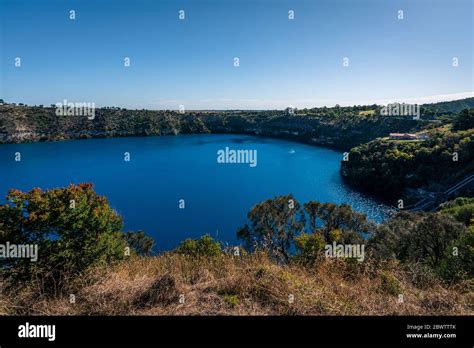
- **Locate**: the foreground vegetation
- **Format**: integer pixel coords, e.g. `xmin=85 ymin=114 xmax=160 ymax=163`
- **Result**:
xmin=0 ymin=185 xmax=472 ymax=315
xmin=2 ymin=251 xmax=470 ymax=316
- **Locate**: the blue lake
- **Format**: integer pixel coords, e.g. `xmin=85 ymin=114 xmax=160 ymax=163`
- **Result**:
xmin=0 ymin=134 xmax=390 ymax=250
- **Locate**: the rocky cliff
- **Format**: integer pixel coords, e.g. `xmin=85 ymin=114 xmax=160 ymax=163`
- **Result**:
xmin=0 ymin=105 xmax=429 ymax=151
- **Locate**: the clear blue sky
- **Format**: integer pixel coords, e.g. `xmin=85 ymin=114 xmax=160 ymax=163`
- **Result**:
xmin=0 ymin=0 xmax=472 ymax=109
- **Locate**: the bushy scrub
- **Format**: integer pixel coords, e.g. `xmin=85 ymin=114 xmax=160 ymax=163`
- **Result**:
xmin=174 ymin=234 xmax=222 ymax=256
xmin=0 ymin=184 xmax=150 ymax=292
xmin=438 ymin=227 xmax=474 ymax=282
xmin=223 ymin=294 xmax=240 ymax=308
xmin=440 ymin=197 xmax=474 ymax=226
xmin=294 ymin=232 xmax=326 ymax=265
xmin=379 ymin=272 xmax=402 ymax=296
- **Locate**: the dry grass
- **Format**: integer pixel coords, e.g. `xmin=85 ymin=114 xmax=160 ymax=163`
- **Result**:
xmin=1 ymin=252 xmax=472 ymax=316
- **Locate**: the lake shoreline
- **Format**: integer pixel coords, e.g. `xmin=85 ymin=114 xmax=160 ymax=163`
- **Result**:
xmin=0 ymin=104 xmax=429 ymax=152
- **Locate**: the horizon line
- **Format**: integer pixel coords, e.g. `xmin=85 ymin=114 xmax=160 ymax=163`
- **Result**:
xmin=2 ymin=91 xmax=473 ymax=111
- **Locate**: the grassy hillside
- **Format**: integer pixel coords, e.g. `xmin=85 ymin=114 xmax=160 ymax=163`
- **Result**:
xmin=2 ymin=252 xmax=470 ymax=316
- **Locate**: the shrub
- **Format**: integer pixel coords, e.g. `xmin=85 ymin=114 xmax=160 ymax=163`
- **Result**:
xmin=294 ymin=232 xmax=326 ymax=265
xmin=174 ymin=234 xmax=222 ymax=256
xmin=402 ymin=262 xmax=439 ymax=289
xmin=438 ymin=227 xmax=474 ymax=283
xmin=223 ymin=294 xmax=240 ymax=308
xmin=125 ymin=230 xmax=154 ymax=256
xmin=440 ymin=197 xmax=474 ymax=226
xmin=328 ymin=229 xmax=342 ymax=242
xmin=379 ymin=272 xmax=401 ymax=296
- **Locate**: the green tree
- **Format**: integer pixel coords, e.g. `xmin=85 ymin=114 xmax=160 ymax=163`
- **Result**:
xmin=453 ymin=109 xmax=474 ymax=131
xmin=411 ymin=213 xmax=465 ymax=267
xmin=304 ymin=201 xmax=371 ymax=243
xmin=0 ymin=184 xmax=148 ymax=290
xmin=237 ymin=195 xmax=304 ymax=261
xmin=369 ymin=212 xmax=465 ymax=268
xmin=368 ymin=211 xmax=420 ymax=260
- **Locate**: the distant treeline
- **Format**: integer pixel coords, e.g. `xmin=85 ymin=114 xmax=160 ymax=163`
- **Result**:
xmin=2 ymin=97 xmax=473 ymax=150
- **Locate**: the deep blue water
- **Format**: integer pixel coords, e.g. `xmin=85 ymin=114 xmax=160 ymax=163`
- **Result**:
xmin=0 ymin=134 xmax=389 ymax=250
